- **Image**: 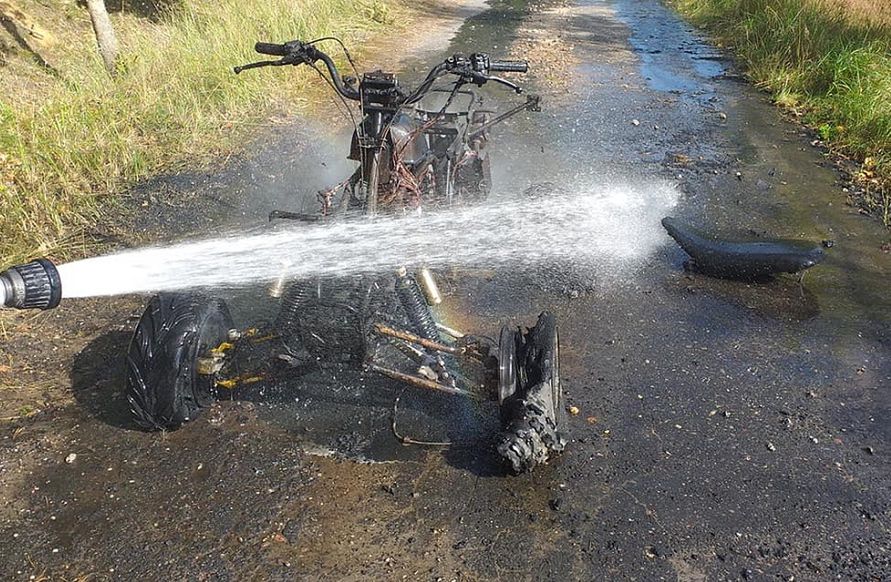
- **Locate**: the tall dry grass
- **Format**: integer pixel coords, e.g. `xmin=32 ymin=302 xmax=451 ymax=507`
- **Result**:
xmin=0 ymin=0 xmax=392 ymax=265
xmin=822 ymin=0 xmax=891 ymax=27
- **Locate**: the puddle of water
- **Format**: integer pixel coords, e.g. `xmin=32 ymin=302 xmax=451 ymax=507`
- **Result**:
xmin=245 ymin=367 xmax=499 ymax=463
xmin=611 ymin=0 xmax=726 ymax=98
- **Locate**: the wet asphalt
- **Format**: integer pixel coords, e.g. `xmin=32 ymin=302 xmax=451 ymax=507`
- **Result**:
xmin=1 ymin=0 xmax=890 ymax=580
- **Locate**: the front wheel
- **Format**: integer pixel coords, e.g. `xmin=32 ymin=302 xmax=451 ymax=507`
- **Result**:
xmin=497 ymin=312 xmax=568 ymax=473
xmin=126 ymin=293 xmax=233 ymax=430
xmin=454 ymin=152 xmax=491 ymax=204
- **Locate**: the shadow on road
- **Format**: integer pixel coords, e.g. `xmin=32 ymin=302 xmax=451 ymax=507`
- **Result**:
xmin=70 ymin=330 xmax=141 ymax=430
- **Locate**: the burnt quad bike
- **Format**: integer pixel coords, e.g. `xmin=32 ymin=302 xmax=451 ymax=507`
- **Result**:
xmin=126 ymin=38 xmax=567 ymax=473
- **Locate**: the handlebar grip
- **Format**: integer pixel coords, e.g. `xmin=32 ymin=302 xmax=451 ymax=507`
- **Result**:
xmin=255 ymin=42 xmax=288 ymax=56
xmin=489 ymin=60 xmax=528 ymax=73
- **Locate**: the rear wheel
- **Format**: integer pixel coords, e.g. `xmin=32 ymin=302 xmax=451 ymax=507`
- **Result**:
xmin=497 ymin=312 xmax=568 ymax=473
xmin=126 ymin=293 xmax=233 ymax=430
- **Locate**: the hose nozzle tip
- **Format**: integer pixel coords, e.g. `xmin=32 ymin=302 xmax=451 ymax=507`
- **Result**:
xmin=0 ymin=259 xmax=62 ymax=310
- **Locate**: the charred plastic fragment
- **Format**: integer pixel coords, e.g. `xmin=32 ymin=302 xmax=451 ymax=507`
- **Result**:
xmin=0 ymin=259 xmax=62 ymax=310
xmin=661 ymin=217 xmax=826 ymax=280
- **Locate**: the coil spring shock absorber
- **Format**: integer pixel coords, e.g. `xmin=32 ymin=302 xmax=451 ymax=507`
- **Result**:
xmin=396 ymin=271 xmax=439 ymax=341
xmin=275 ymin=280 xmax=315 ymax=334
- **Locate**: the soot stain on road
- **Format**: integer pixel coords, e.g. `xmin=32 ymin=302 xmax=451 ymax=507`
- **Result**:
xmin=0 ymin=402 xmax=319 ymax=578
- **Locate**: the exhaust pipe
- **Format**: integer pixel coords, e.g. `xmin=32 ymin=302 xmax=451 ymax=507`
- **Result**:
xmin=0 ymin=259 xmax=62 ymax=310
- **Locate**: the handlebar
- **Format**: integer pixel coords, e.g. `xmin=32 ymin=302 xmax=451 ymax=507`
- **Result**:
xmin=235 ymin=39 xmax=530 ymax=102
xmin=445 ymin=53 xmax=528 ymax=76
xmin=234 ymin=39 xmax=360 ymax=100
xmin=254 ymin=42 xmax=289 ymax=57
xmin=490 ymin=60 xmax=528 ymax=73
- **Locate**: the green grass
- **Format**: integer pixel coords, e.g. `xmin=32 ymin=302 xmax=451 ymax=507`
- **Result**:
xmin=0 ymin=0 xmax=393 ymax=265
xmin=667 ymin=0 xmax=891 ymax=226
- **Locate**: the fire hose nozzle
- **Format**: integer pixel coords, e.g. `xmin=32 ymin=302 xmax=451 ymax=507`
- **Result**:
xmin=0 ymin=259 xmax=62 ymax=310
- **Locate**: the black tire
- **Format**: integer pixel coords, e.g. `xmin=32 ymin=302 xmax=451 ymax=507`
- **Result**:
xmin=126 ymin=293 xmax=233 ymax=430
xmin=497 ymin=312 xmax=568 ymax=473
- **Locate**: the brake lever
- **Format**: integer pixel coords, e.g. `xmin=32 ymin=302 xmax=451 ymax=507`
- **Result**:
xmin=486 ymin=75 xmax=523 ymax=94
xmin=233 ymin=55 xmax=299 ymax=74
xmin=233 ymin=60 xmax=274 ymax=74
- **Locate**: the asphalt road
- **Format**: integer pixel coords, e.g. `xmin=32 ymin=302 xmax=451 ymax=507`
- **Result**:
xmin=1 ymin=0 xmax=889 ymax=580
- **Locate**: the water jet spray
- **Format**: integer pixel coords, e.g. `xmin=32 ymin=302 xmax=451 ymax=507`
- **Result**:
xmin=0 ymin=259 xmax=62 ymax=310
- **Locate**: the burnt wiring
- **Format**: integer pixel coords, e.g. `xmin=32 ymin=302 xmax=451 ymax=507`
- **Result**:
xmin=377 ymin=154 xmax=423 ymax=209
xmin=390 ymin=387 xmax=452 ymax=447
xmin=369 ymin=81 xmax=465 ymax=211
xmin=376 ymin=81 xmax=467 ymax=209
xmin=316 ymin=176 xmax=352 ymax=216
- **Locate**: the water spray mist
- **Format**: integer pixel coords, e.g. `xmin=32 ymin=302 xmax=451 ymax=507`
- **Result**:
xmin=0 ymin=182 xmax=680 ymax=309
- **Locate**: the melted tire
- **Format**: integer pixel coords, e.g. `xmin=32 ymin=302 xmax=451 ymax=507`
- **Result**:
xmin=497 ymin=312 xmax=568 ymax=473
xmin=277 ymin=277 xmax=370 ymax=365
xmin=276 ymin=275 xmax=420 ymax=369
xmin=126 ymin=293 xmax=233 ymax=430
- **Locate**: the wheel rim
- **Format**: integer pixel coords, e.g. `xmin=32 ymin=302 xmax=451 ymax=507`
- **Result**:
xmin=552 ymin=326 xmax=561 ymax=410
xmin=498 ymin=325 xmax=517 ymax=403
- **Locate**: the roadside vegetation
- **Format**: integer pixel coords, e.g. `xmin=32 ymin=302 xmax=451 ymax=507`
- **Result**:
xmin=667 ymin=0 xmax=891 ymax=226
xmin=0 ymin=0 xmax=394 ymax=265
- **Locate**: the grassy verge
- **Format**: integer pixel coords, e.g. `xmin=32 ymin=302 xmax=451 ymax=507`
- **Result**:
xmin=0 ymin=0 xmax=394 ymax=265
xmin=667 ymin=0 xmax=891 ymax=226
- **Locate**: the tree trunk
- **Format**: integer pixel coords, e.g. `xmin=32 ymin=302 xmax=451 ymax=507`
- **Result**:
xmin=84 ymin=0 xmax=118 ymax=75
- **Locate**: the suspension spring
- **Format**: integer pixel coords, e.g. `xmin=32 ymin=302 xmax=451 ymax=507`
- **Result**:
xmin=396 ymin=274 xmax=439 ymax=342
xmin=275 ymin=280 xmax=316 ymax=334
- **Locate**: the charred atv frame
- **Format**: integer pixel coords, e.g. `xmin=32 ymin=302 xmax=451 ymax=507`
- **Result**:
xmin=125 ymin=39 xmax=566 ymax=473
